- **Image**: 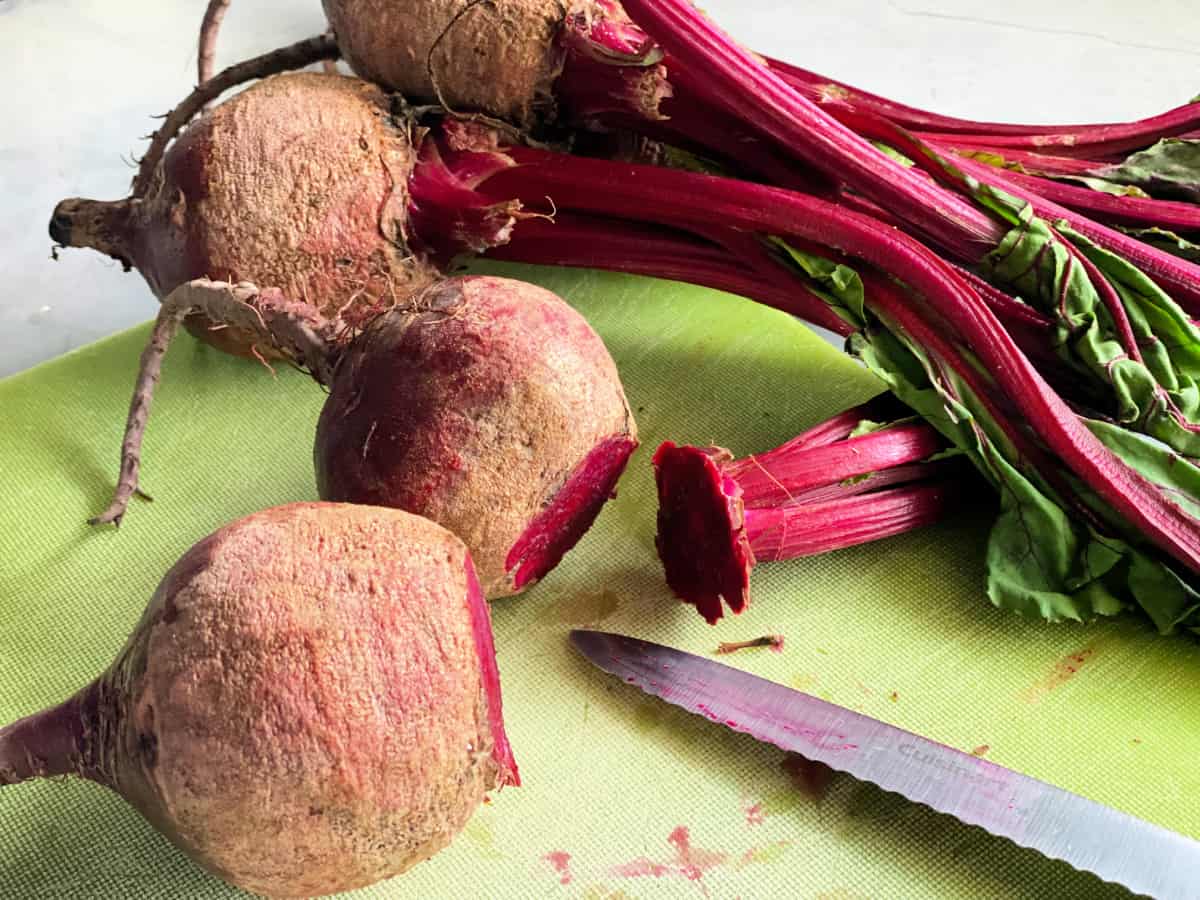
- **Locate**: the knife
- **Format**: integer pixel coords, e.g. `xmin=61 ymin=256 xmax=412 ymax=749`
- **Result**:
xmin=570 ymin=629 xmax=1200 ymax=900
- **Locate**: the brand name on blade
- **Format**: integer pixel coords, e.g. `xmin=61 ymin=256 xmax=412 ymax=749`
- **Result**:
xmin=888 ymin=743 xmax=1013 ymax=795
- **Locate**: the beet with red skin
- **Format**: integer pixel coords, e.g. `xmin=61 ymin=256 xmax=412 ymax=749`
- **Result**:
xmin=51 ymin=72 xmax=437 ymax=357
xmin=316 ymin=275 xmax=639 ymax=599
xmin=0 ymin=503 xmax=517 ymax=897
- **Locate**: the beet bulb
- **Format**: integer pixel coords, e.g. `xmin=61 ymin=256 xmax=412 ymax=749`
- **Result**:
xmin=314 ymin=275 xmax=639 ymax=598
xmin=0 ymin=502 xmax=517 ymax=897
xmin=51 ymin=71 xmax=439 ymax=357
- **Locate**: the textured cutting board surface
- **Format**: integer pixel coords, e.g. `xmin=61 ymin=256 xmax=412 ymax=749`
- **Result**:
xmin=2 ymin=263 xmax=1196 ymax=899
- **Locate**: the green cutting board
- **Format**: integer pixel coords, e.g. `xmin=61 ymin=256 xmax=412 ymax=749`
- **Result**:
xmin=2 ymin=264 xmax=1196 ymax=899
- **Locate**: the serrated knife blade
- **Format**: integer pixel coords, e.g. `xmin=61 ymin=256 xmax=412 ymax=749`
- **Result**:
xmin=570 ymin=630 xmax=1200 ymax=899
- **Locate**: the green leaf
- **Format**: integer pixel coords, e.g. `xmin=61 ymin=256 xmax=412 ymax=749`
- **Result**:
xmin=982 ymin=205 xmax=1200 ymax=456
xmin=1118 ymin=226 xmax=1200 ymax=263
xmin=1085 ymin=419 xmax=1200 ymax=521
xmin=1128 ymin=549 xmax=1200 ymax=633
xmin=869 ymin=141 xmax=916 ymax=168
xmin=772 ymin=239 xmax=867 ymax=329
xmin=661 ymin=146 xmax=729 ymax=177
xmin=1057 ymin=176 xmax=1153 ymax=198
xmin=984 ymin=459 xmax=1125 ymax=622
xmin=849 ymin=315 xmax=1196 ymax=630
xmin=957 ymin=149 xmax=1024 ymax=172
xmin=1101 ymin=139 xmax=1200 ymax=203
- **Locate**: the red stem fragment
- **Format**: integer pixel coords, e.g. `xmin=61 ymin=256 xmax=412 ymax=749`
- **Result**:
xmin=716 ymin=635 xmax=784 ymax=655
xmin=653 ymin=408 xmax=963 ymax=623
xmin=764 ymin=57 xmax=1200 ymax=141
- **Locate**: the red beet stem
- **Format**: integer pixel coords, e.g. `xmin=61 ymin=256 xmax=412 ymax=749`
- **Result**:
xmin=491 ymin=210 xmax=1050 ymax=345
xmin=947 ymin=266 xmax=1091 ymax=400
xmin=640 ymin=97 xmax=821 ymax=191
xmin=489 ymin=215 xmax=856 ymax=335
xmin=558 ymin=7 xmax=823 ymax=191
xmin=932 ymin=143 xmax=1114 ymax=178
xmin=950 ymin=152 xmax=1200 ymax=315
xmin=461 ymin=558 xmax=519 ymax=788
xmin=950 ymin=266 xmax=1053 ymax=333
xmin=652 ymin=407 xmax=962 ymax=622
xmin=617 ymin=0 xmax=1004 ymax=261
xmin=727 ymin=422 xmax=944 ymax=508
xmin=764 ymin=57 xmax=1200 ymax=140
xmin=823 ymin=106 xmax=1200 ymax=316
xmin=1061 ymin=236 xmax=1144 ymax=364
xmin=0 ymin=686 xmax=98 ymax=787
xmin=911 ymin=100 xmax=1200 ymax=158
xmin=556 ymin=4 xmax=672 ymax=125
xmin=858 ymin=272 xmax=1108 ymax=537
xmin=778 ymin=398 xmax=905 ymax=449
xmin=744 ymin=481 xmax=956 ymax=560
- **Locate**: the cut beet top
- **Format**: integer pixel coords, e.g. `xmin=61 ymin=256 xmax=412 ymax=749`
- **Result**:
xmin=654 ymin=401 xmax=966 ymax=623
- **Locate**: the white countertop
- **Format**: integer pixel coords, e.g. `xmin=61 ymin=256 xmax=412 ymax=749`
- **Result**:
xmin=1 ymin=0 xmax=1196 ymax=377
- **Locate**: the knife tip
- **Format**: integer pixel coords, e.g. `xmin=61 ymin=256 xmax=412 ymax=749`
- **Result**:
xmin=568 ymin=628 xmax=597 ymax=650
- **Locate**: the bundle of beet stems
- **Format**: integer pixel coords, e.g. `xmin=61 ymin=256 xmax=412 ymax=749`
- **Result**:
xmin=57 ymin=0 xmax=1200 ymax=632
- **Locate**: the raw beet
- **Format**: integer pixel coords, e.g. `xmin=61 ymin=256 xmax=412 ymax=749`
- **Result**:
xmin=315 ymin=275 xmax=638 ymax=598
xmin=323 ymin=0 xmax=570 ymax=128
xmin=0 ymin=502 xmax=517 ymax=897
xmin=51 ymin=72 xmax=436 ymax=356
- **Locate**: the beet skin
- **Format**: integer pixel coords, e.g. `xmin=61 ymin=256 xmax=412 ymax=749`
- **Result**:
xmin=324 ymin=0 xmax=571 ymax=128
xmin=0 ymin=503 xmax=516 ymax=897
xmin=51 ymin=72 xmax=436 ymax=356
xmin=315 ymin=275 xmax=638 ymax=599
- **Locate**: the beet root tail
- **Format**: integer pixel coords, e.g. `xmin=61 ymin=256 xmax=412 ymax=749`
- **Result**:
xmin=0 ymin=686 xmax=98 ymax=788
xmin=49 ymin=197 xmax=134 ymax=265
xmin=91 ymin=279 xmax=336 ymax=527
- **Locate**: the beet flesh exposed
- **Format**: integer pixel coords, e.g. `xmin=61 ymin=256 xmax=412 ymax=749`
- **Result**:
xmin=0 ymin=503 xmax=517 ymax=897
xmin=315 ymin=275 xmax=638 ymax=599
